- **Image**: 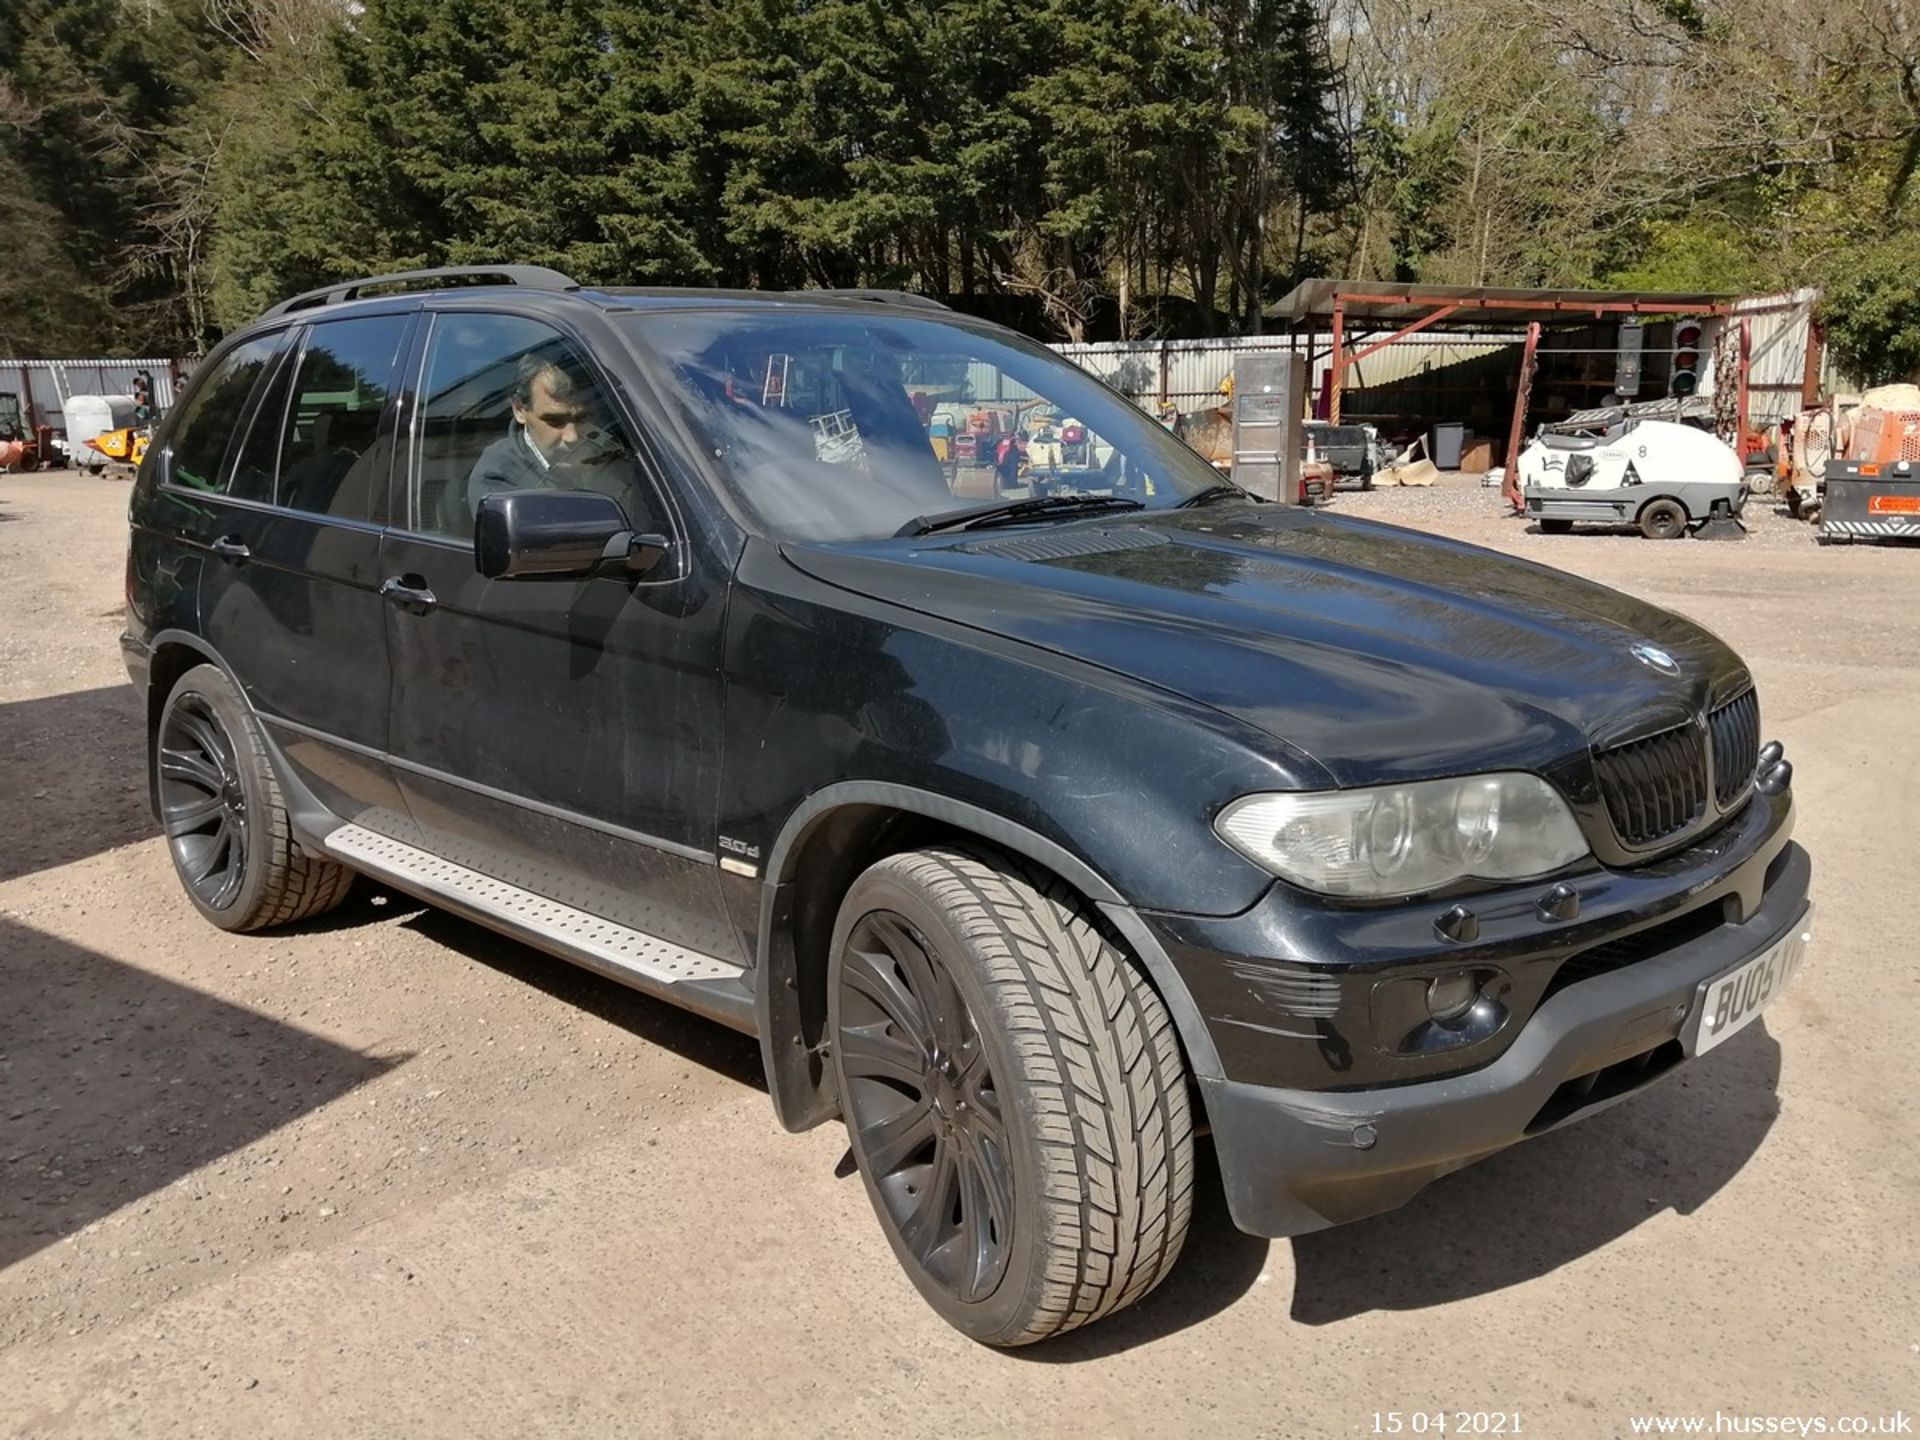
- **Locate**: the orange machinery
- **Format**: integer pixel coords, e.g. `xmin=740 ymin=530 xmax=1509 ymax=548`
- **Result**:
xmin=1805 ymin=391 xmax=1920 ymax=543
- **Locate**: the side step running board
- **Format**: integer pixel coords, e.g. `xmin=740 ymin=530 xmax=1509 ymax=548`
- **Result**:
xmin=323 ymin=823 xmax=757 ymax=1035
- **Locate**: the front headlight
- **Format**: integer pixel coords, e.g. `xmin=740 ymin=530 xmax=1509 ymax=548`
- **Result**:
xmin=1215 ymin=773 xmax=1590 ymax=898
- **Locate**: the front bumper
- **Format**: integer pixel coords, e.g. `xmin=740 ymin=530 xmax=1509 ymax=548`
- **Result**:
xmin=1153 ymin=784 xmax=1797 ymax=1092
xmin=1198 ymin=838 xmax=1810 ymax=1237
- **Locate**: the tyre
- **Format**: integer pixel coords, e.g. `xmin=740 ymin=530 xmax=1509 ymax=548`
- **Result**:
xmin=1538 ymin=517 xmax=1574 ymax=535
xmin=156 ymin=664 xmax=354 ymax=932
xmin=1638 ymin=497 xmax=1690 ymax=540
xmin=828 ymin=845 xmax=1194 ymax=1345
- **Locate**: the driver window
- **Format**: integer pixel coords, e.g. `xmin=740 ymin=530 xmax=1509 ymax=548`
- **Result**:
xmin=411 ymin=313 xmax=650 ymax=539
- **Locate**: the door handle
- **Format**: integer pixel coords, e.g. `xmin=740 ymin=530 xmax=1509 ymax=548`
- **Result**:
xmin=379 ymin=575 xmax=438 ymax=615
xmin=209 ymin=535 xmax=251 ymax=562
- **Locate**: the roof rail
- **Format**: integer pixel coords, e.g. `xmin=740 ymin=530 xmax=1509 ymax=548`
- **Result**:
xmin=259 ymin=265 xmax=580 ymax=321
xmin=788 ymin=288 xmax=951 ymax=312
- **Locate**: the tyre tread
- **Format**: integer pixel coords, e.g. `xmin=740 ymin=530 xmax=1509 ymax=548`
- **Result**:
xmin=868 ymin=844 xmax=1194 ymax=1344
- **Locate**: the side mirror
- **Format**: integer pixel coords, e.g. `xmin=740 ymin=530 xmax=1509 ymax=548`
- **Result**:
xmin=475 ymin=490 xmax=672 ymax=581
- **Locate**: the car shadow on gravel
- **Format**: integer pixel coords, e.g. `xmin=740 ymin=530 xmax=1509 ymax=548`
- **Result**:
xmin=396 ymin=906 xmax=768 ymax=1091
xmin=0 ymin=916 xmax=402 ymax=1272
xmin=0 ymin=684 xmax=154 ymax=884
xmin=1287 ymin=1025 xmax=1782 ymax=1323
xmin=1528 ymin=522 xmax=1646 ymax=540
xmin=282 ymin=884 xmax=430 ymax=936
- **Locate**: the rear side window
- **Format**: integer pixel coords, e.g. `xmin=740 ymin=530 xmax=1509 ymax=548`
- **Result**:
xmin=274 ymin=315 xmax=409 ymax=521
xmin=164 ymin=337 xmax=281 ymax=494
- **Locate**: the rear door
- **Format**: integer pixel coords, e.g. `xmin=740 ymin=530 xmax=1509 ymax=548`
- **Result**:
xmin=377 ymin=306 xmax=738 ymax=961
xmin=196 ymin=310 xmax=414 ymax=829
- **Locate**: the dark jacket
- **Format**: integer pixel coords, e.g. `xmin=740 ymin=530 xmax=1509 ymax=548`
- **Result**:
xmin=462 ymin=424 xmax=644 ymax=530
xmin=464 ymin=425 xmax=552 ymax=519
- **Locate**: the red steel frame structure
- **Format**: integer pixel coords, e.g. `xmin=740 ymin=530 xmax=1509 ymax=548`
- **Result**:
xmin=1274 ymin=283 xmax=1748 ymax=507
xmin=1319 ymin=289 xmax=1735 ymax=422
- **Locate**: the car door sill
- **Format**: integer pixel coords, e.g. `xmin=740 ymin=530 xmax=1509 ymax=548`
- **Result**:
xmin=322 ymin=823 xmax=757 ymax=1036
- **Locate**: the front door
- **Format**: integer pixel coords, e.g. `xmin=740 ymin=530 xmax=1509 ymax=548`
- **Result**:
xmin=378 ymin=307 xmax=737 ymax=961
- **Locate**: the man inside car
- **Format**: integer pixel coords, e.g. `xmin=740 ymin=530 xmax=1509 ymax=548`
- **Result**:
xmin=464 ymin=354 xmax=616 ymax=516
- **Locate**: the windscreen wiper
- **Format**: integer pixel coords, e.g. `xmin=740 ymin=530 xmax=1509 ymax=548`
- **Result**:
xmin=1174 ymin=483 xmax=1253 ymax=508
xmin=897 ymin=493 xmax=1146 ymax=537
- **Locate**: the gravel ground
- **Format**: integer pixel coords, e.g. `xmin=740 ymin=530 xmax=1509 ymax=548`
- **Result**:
xmin=1 ymin=467 xmax=1915 ymax=1439
xmin=1354 ymin=470 xmax=1817 ymax=551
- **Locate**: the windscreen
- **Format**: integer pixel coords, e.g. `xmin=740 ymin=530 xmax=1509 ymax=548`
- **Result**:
xmin=621 ymin=310 xmax=1226 ymax=542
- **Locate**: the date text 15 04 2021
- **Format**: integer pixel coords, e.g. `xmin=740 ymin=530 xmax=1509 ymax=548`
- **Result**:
xmin=1373 ymin=1415 xmax=1523 ymax=1435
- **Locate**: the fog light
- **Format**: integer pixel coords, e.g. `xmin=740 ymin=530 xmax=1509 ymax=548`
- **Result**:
xmin=1373 ymin=967 xmax=1512 ymax=1055
xmin=1427 ymin=971 xmax=1478 ymax=1024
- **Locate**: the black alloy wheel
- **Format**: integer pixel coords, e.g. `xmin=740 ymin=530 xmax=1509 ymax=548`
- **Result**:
xmin=155 ymin=664 xmax=355 ymax=932
xmin=829 ymin=846 xmax=1194 ymax=1345
xmin=836 ymin=909 xmax=1014 ymax=1305
xmin=159 ymin=692 xmax=250 ymax=911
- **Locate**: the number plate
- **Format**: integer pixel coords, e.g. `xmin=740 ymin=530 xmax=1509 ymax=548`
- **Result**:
xmin=1687 ymin=905 xmax=1814 ymax=1056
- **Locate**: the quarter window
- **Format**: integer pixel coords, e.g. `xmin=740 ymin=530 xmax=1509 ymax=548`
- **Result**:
xmin=274 ymin=315 xmax=409 ymax=522
xmin=163 ymin=337 xmax=282 ymax=495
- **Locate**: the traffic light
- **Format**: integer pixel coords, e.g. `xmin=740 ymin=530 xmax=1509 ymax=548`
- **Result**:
xmin=1614 ymin=319 xmax=1644 ymax=397
xmin=1669 ymin=321 xmax=1702 ymax=398
xmin=131 ymin=370 xmax=153 ymax=423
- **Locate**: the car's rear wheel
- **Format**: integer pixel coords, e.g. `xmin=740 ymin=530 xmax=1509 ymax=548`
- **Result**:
xmin=1638 ymin=497 xmax=1690 ymax=540
xmin=828 ymin=845 xmax=1193 ymax=1345
xmin=1538 ymin=517 xmax=1575 ymax=535
xmin=157 ymin=664 xmax=354 ymax=932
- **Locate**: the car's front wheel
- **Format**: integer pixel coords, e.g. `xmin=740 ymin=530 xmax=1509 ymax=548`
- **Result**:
xmin=828 ymin=844 xmax=1194 ymax=1345
xmin=157 ymin=663 xmax=354 ymax=932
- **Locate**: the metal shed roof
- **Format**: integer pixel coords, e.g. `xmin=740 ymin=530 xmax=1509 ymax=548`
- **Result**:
xmin=1269 ymin=279 xmax=1735 ymax=327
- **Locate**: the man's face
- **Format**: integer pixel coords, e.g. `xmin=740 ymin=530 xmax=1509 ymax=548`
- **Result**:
xmin=514 ymin=371 xmax=591 ymax=461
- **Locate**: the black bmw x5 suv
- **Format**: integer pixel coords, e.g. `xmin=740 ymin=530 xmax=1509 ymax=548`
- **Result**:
xmin=124 ymin=266 xmax=1812 ymax=1345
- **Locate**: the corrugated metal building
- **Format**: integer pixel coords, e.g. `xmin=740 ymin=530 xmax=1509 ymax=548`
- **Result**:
xmin=1 ymin=358 xmax=188 ymax=436
xmin=1716 ymin=289 xmax=1839 ymax=426
xmin=1056 ymin=284 xmax=1838 ymax=441
xmin=1053 ymin=332 xmax=1516 ymax=422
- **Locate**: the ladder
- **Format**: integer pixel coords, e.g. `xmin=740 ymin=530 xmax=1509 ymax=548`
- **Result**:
xmin=762 ymin=353 xmax=791 ymax=407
